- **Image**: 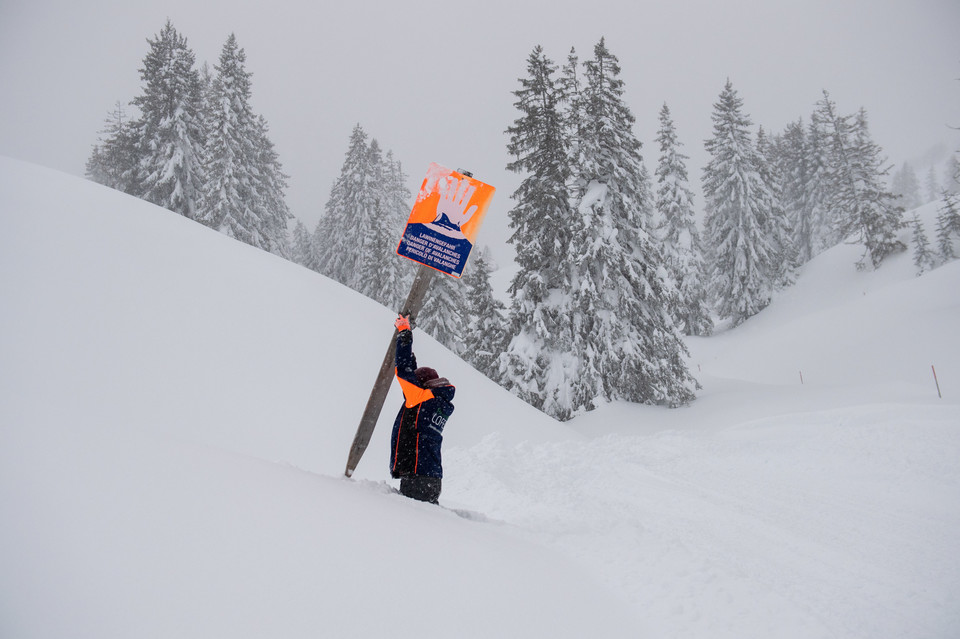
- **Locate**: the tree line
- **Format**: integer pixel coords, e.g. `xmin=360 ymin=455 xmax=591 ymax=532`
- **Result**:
xmin=86 ymin=21 xmax=291 ymax=255
xmin=489 ymin=40 xmax=960 ymax=420
xmin=87 ymin=25 xmax=960 ymax=421
xmin=248 ymin=38 xmax=960 ymax=422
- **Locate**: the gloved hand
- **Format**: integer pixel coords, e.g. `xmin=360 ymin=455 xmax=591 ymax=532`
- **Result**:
xmin=394 ymin=314 xmax=411 ymax=332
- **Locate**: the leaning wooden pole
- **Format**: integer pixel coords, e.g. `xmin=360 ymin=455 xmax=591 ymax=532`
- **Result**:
xmin=344 ymin=264 xmax=435 ymax=477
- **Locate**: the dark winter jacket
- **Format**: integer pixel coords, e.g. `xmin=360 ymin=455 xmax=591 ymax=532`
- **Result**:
xmin=390 ymin=330 xmax=455 ymax=479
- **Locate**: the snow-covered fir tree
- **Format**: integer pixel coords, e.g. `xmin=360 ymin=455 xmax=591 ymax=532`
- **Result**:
xmin=378 ymin=152 xmax=417 ymax=307
xmin=559 ymin=47 xmax=586 ymax=189
xmin=250 ymin=114 xmax=292 ymax=256
xmin=353 ymin=138 xmax=389 ymax=303
xmin=756 ymin=125 xmax=797 ymax=288
xmin=936 ymin=190 xmax=960 ymax=261
xmin=86 ymin=101 xmax=138 ymax=194
xmin=418 ymin=274 xmax=468 ymax=355
xmin=131 ymin=20 xmax=206 ymax=220
xmin=85 ymin=22 xmax=292 ymax=258
xmin=570 ymin=38 xmax=696 ymax=412
xmin=197 ymin=62 xmax=216 ymax=161
xmin=499 ymin=45 xmax=579 ymax=417
xmin=811 ymin=91 xmax=852 ymax=250
xmin=813 ymin=93 xmax=905 ymax=268
xmin=772 ymin=119 xmax=818 ymax=264
xmin=911 ymin=213 xmax=936 ymax=275
xmin=361 ymin=147 xmax=414 ymax=309
xmin=313 ymin=124 xmax=378 ymax=289
xmin=200 ymin=36 xmax=290 ymax=254
xmin=702 ymin=79 xmax=780 ymax=326
xmin=312 ymin=125 xmax=415 ymax=310
xmin=802 ymin=109 xmax=835 ymax=256
xmin=289 ymin=220 xmax=314 ymax=269
xmin=461 ymin=248 xmax=507 ymax=381
xmin=834 ymin=108 xmax=905 ymax=269
xmin=653 ymin=103 xmax=713 ymax=336
xmin=201 ymin=34 xmax=259 ymax=236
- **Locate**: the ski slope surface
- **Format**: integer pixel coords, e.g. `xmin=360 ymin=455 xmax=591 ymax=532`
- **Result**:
xmin=2 ymin=157 xmax=959 ymax=638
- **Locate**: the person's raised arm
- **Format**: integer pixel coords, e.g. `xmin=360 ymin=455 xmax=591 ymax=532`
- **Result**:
xmin=394 ymin=315 xmax=418 ymax=383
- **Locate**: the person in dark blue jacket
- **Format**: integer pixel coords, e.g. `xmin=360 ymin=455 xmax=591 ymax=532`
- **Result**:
xmin=390 ymin=314 xmax=455 ymax=504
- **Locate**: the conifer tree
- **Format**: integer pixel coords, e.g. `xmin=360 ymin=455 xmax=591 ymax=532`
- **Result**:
xmin=835 ymin=108 xmax=906 ymax=269
xmin=572 ymin=38 xmax=696 ymax=411
xmin=418 ymin=275 xmax=468 ymax=355
xmin=250 ymin=114 xmax=292 ymax=256
xmin=343 ymin=141 xmax=417 ymax=309
xmin=811 ymin=91 xmax=851 ymax=249
xmin=312 ymin=126 xmax=412 ymax=310
xmin=814 ymin=93 xmax=904 ymax=268
xmin=654 ymin=103 xmax=712 ymax=336
xmin=201 ymin=34 xmax=259 ymax=236
xmin=702 ymin=79 xmax=779 ymax=326
xmin=802 ymin=110 xmax=834 ymax=255
xmin=500 ymin=45 xmax=578 ymax=416
xmin=355 ymin=139 xmax=395 ymax=305
xmin=774 ymin=119 xmax=817 ymax=264
xmin=199 ymin=36 xmax=290 ymax=254
xmin=289 ymin=219 xmax=314 ymax=268
xmin=461 ymin=248 xmax=507 ymax=380
xmin=132 ymin=20 xmax=206 ymax=220
xmin=197 ymin=62 xmax=216 ymax=156
xmin=313 ymin=124 xmax=377 ymax=288
xmin=911 ymin=213 xmax=936 ymax=275
xmin=936 ymin=190 xmax=960 ymax=261
xmin=558 ymin=47 xmax=585 ymax=188
xmin=756 ymin=126 xmax=797 ymax=288
xmin=375 ymin=151 xmax=416 ymax=308
xmin=86 ymin=101 xmax=138 ymax=194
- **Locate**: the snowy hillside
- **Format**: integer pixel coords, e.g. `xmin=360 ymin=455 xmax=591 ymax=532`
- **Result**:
xmin=2 ymin=157 xmax=959 ymax=638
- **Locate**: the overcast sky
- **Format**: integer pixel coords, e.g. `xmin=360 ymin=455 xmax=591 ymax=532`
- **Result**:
xmin=1 ymin=0 xmax=958 ymax=258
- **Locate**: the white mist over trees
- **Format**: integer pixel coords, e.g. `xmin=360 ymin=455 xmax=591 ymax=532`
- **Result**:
xmin=84 ymin=24 xmax=958 ymax=422
xmin=86 ymin=21 xmax=291 ymax=255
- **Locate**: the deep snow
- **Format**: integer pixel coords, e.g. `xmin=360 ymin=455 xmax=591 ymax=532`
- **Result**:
xmin=1 ymin=157 xmax=958 ymax=638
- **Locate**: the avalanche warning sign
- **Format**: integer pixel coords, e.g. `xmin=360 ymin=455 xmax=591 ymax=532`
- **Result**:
xmin=396 ymin=163 xmax=495 ymax=278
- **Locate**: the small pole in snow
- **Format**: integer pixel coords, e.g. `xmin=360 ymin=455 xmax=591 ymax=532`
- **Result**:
xmin=799 ymin=370 xmax=804 ymax=385
xmin=932 ymin=365 xmax=942 ymax=399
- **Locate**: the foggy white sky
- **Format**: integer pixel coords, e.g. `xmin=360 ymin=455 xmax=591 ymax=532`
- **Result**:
xmin=1 ymin=0 xmax=957 ymax=258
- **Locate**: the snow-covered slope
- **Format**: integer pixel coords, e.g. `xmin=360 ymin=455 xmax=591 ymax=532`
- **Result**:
xmin=2 ymin=157 xmax=958 ymax=638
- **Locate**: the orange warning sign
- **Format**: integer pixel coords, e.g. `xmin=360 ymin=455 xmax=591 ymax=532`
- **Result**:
xmin=396 ymin=163 xmax=495 ymax=278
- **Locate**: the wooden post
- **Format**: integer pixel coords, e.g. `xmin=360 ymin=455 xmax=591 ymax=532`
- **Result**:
xmin=932 ymin=365 xmax=942 ymax=399
xmin=344 ymin=264 xmax=435 ymax=477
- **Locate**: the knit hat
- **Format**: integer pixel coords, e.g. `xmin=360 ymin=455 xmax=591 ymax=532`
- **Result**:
xmin=415 ymin=367 xmax=439 ymax=384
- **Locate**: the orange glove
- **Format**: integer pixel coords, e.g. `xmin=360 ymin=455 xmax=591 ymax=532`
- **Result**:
xmin=394 ymin=315 xmax=411 ymax=332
